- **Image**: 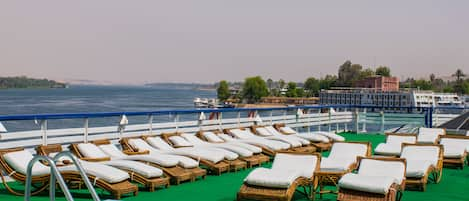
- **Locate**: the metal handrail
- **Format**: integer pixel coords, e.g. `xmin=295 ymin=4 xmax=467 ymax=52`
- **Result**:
xmin=0 ymin=105 xmax=466 ymax=121
xmin=25 ymin=151 xmax=102 ymax=201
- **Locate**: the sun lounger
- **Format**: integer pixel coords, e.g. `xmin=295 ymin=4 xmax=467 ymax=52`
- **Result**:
xmin=317 ymin=142 xmax=371 ymax=197
xmin=69 ymin=143 xmax=169 ymax=191
xmin=1 ymin=147 xmax=137 ymax=199
xmin=400 ymin=144 xmax=443 ymax=191
xmin=337 ymin=157 xmax=406 ymax=201
xmin=225 ymin=128 xmax=291 ymax=156
xmin=198 ymin=131 xmax=270 ymax=166
xmin=416 ymin=128 xmax=446 ymax=144
xmin=374 ymin=134 xmax=417 ymax=156
xmin=253 ymin=126 xmax=317 ymax=154
xmin=273 ymin=124 xmax=334 ymax=151
xmin=123 ymin=136 xmax=229 ymax=175
xmin=163 ymin=132 xmax=247 ymax=172
xmin=438 ymin=135 xmax=469 ymax=169
xmin=237 ymin=152 xmax=321 ymax=201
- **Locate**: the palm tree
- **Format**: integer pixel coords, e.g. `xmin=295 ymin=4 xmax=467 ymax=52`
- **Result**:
xmin=452 ymin=69 xmax=466 ymax=82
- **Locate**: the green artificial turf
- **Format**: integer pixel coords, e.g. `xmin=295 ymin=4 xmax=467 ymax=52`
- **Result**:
xmin=1 ymin=133 xmax=468 ymax=201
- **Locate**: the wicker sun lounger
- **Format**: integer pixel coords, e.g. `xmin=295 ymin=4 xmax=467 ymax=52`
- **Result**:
xmin=196 ymin=130 xmax=270 ymax=168
xmin=162 ymin=132 xmax=247 ymax=172
xmin=337 ymin=157 xmax=406 ymax=201
xmin=118 ymin=137 xmax=206 ymax=182
xmin=224 ymin=128 xmax=291 ymax=156
xmin=273 ymin=123 xmax=334 ymax=152
xmin=317 ymin=142 xmax=371 ymax=197
xmin=68 ymin=143 xmax=170 ymax=191
xmin=400 ymin=143 xmax=443 ymax=191
xmin=438 ymin=135 xmax=469 ymax=169
xmin=237 ymin=152 xmax=321 ymax=201
xmin=4 ymin=147 xmax=138 ymax=199
xmin=251 ymin=125 xmax=317 ymax=154
xmin=374 ymin=133 xmax=418 ymax=156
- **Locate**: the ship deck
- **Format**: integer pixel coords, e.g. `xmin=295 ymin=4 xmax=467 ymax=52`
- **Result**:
xmin=1 ymin=133 xmax=468 ymax=201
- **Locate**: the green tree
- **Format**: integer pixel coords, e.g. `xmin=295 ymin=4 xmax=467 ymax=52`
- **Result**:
xmin=285 ymin=82 xmax=298 ymax=97
xmin=337 ymin=60 xmax=363 ymax=86
xmin=319 ymin=75 xmax=338 ymax=90
xmin=304 ymin=77 xmax=320 ymax=97
xmin=241 ymin=76 xmax=269 ymax=103
xmin=359 ymin=68 xmax=375 ymax=80
xmin=266 ymin=78 xmax=273 ymax=95
xmin=278 ymin=79 xmax=286 ymax=90
xmin=216 ymin=80 xmax=230 ymax=101
xmin=452 ymin=69 xmax=466 ymax=82
xmin=375 ymin=66 xmax=391 ymax=77
xmin=413 ymin=79 xmax=433 ymax=90
xmin=296 ymin=88 xmax=305 ymax=97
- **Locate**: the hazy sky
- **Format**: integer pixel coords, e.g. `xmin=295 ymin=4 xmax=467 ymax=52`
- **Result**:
xmin=1 ymin=1 xmax=468 ymax=84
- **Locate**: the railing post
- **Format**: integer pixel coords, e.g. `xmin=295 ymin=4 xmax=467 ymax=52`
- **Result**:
xmin=328 ymin=108 xmax=332 ymax=132
xmin=434 ymin=108 xmax=439 ymax=127
xmin=40 ymin=120 xmax=48 ymax=145
xmin=429 ymin=107 xmax=433 ymax=128
xmin=149 ymin=114 xmax=154 ymax=134
xmin=218 ymin=112 xmax=223 ymax=130
xmin=270 ymin=110 xmax=273 ymax=125
xmin=237 ymin=112 xmax=241 ymax=128
xmin=175 ymin=114 xmax=179 ymax=132
xmin=362 ymin=108 xmax=367 ymax=132
xmin=83 ymin=118 xmax=89 ymax=143
xmin=380 ymin=110 xmax=385 ymax=134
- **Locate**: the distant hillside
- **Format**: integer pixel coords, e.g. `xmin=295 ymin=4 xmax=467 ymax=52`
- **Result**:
xmin=145 ymin=82 xmax=216 ymax=90
xmin=0 ymin=76 xmax=67 ymax=89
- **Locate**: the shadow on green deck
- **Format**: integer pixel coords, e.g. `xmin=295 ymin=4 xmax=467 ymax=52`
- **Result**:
xmin=1 ymin=133 xmax=469 ymax=201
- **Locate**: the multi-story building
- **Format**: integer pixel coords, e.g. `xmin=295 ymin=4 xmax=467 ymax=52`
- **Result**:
xmin=354 ymin=76 xmax=399 ymax=92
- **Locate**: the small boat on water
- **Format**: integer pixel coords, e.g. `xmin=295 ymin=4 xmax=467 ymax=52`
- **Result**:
xmin=194 ymin=98 xmax=235 ymax=108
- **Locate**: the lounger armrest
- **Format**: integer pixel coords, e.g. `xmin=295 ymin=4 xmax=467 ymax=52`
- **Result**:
xmin=123 ymin=150 xmax=150 ymax=155
xmin=81 ymin=157 xmax=111 ymax=162
xmin=174 ymin=145 xmax=194 ymax=148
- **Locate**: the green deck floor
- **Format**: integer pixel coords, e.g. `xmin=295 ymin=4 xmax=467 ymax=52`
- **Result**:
xmin=1 ymin=133 xmax=469 ymax=201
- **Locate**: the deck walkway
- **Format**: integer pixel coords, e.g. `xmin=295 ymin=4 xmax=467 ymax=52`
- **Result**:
xmin=1 ymin=133 xmax=468 ymax=201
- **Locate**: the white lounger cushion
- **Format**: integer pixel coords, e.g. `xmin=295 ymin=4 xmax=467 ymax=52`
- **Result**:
xmin=357 ymin=159 xmax=405 ymax=185
xmin=60 ymin=161 xmax=129 ymax=184
xmin=278 ymin=127 xmax=330 ymax=143
xmin=230 ymin=129 xmax=254 ymax=139
xmin=101 ymin=160 xmax=163 ymax=178
xmin=339 ymin=174 xmax=396 ymax=194
xmin=265 ymin=136 xmax=302 ymax=147
xmin=256 ymin=127 xmax=274 ymax=137
xmin=145 ymin=137 xmax=175 ymax=151
xmin=230 ymin=129 xmax=291 ymax=150
xmin=77 ymin=143 xmax=109 ymax=158
xmin=279 ymin=127 xmax=297 ymax=134
xmin=440 ymin=138 xmax=469 ymax=153
xmin=264 ymin=126 xmax=310 ymax=145
xmin=98 ymin=144 xmax=180 ymax=167
xmin=419 ymin=128 xmax=445 ymax=135
xmin=169 ymin=136 xmax=193 ymax=147
xmin=182 ymin=133 xmax=252 ymax=157
xmin=244 ymin=168 xmax=300 ymax=188
xmin=314 ymin=131 xmax=346 ymax=142
xmin=321 ymin=143 xmax=368 ymax=172
xmin=4 ymin=150 xmax=51 ymax=176
xmin=374 ymin=144 xmax=402 ymax=156
xmin=401 ymin=146 xmax=440 ymax=178
xmin=244 ymin=153 xmax=318 ymax=188
xmin=417 ymin=134 xmax=440 ymax=144
xmin=320 ymin=157 xmax=357 ymax=172
xmin=272 ymin=153 xmax=318 ymax=178
xmin=202 ymin=132 xmax=225 ymax=143
xmin=405 ymin=160 xmax=433 ymax=178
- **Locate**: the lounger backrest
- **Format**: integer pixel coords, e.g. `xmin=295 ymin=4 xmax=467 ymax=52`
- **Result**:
xmin=181 ymin=133 xmax=205 ymax=145
xmin=279 ymin=126 xmax=297 ymax=134
xmin=419 ymin=128 xmax=445 ymax=135
xmin=265 ymin=126 xmax=281 ymax=135
xmin=98 ymin=144 xmax=128 ymax=158
xmin=77 ymin=143 xmax=109 ymax=158
xmin=255 ymin=127 xmax=273 ymax=137
xmin=219 ymin=134 xmax=235 ymax=142
xmin=169 ymin=136 xmax=194 ymax=147
xmin=358 ymin=158 xmax=405 ymax=184
xmin=401 ymin=146 xmax=439 ymax=166
xmin=3 ymin=150 xmax=50 ymax=176
xmin=328 ymin=142 xmax=368 ymax=159
xmin=129 ymin=138 xmax=159 ymax=152
xmin=272 ymin=153 xmax=318 ymax=178
xmin=440 ymin=138 xmax=469 ymax=151
xmin=230 ymin=129 xmax=253 ymax=139
xmin=146 ymin=137 xmax=174 ymax=151
xmin=202 ymin=132 xmax=225 ymax=143
xmin=386 ymin=135 xmax=416 ymax=145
